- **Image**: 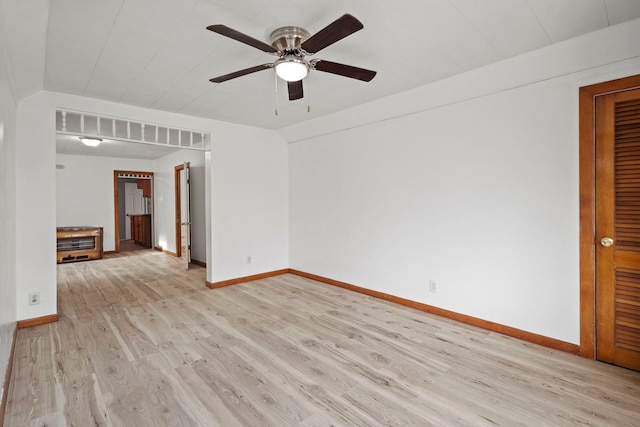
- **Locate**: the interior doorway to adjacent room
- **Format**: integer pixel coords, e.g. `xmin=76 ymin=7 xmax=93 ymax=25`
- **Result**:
xmin=114 ymin=170 xmax=154 ymax=253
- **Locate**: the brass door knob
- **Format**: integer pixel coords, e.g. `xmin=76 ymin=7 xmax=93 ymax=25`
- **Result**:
xmin=600 ymin=237 xmax=614 ymax=247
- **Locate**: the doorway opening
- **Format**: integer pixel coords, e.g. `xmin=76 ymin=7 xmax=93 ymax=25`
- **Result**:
xmin=579 ymin=74 xmax=640 ymax=369
xmin=113 ymin=170 xmax=154 ymax=253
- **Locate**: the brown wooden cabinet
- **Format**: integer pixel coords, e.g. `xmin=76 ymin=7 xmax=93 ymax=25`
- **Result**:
xmin=130 ymin=214 xmax=152 ymax=248
xmin=137 ymin=179 xmax=151 ymax=197
xmin=56 ymin=226 xmax=103 ymax=263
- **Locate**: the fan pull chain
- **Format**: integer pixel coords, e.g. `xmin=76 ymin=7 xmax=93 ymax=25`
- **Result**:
xmin=274 ymin=71 xmax=279 ymax=116
xmin=306 ymin=78 xmax=311 ymax=113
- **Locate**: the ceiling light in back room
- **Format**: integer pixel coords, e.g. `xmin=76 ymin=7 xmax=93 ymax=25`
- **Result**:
xmin=80 ymin=136 xmax=102 ymax=147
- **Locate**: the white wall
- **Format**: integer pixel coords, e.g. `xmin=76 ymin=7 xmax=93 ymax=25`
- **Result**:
xmin=56 ymin=154 xmax=155 ymax=251
xmin=210 ymin=123 xmax=290 ymax=282
xmin=0 ymin=0 xmax=19 ymax=404
xmin=153 ymin=149 xmax=207 ymax=262
xmin=16 ymin=94 xmax=57 ymax=321
xmin=288 ymin=19 xmax=640 ymax=345
xmin=16 ymin=91 xmax=289 ymax=320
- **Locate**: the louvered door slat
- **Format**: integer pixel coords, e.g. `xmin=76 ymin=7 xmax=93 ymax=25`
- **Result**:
xmin=616 ymin=143 xmax=640 ymax=150
xmin=615 ymin=160 xmax=640 ymax=166
xmin=617 ymin=324 xmax=640 ymax=339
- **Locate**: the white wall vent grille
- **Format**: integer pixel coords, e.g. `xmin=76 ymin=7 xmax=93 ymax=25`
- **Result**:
xmin=56 ymin=109 xmax=210 ymax=151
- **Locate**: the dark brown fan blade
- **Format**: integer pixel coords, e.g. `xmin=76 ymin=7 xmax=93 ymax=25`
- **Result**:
xmin=300 ymin=14 xmax=363 ymax=54
xmin=207 ymin=25 xmax=278 ymax=53
xmin=313 ymin=60 xmax=376 ymax=82
xmin=287 ymin=81 xmax=304 ymax=100
xmin=209 ymin=64 xmax=272 ymax=83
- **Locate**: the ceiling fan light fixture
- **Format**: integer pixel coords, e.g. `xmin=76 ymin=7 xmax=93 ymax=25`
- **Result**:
xmin=274 ymin=57 xmax=308 ymax=82
xmin=80 ymin=136 xmax=102 ymax=147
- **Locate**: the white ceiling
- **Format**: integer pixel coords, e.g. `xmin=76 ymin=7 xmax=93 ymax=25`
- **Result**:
xmin=13 ymin=0 xmax=640 ymax=140
xmin=40 ymin=0 xmax=640 ymax=131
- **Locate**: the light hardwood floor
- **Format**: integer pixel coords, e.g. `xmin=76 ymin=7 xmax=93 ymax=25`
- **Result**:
xmin=5 ymin=251 xmax=640 ymax=426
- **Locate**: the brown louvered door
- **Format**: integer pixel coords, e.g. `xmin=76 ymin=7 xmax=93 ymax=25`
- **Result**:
xmin=595 ymin=87 xmax=640 ymax=371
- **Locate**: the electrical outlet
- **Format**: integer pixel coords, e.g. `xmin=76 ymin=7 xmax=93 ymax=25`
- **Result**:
xmin=247 ymin=256 xmax=252 ymax=264
xmin=29 ymin=292 xmax=40 ymax=305
xmin=429 ymin=280 xmax=437 ymax=293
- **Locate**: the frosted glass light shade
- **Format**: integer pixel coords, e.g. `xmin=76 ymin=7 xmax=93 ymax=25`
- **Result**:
xmin=80 ymin=136 xmax=102 ymax=147
xmin=275 ymin=59 xmax=308 ymax=82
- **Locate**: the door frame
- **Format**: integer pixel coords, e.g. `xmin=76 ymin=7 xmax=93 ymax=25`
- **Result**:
xmin=113 ymin=170 xmax=154 ymax=253
xmin=174 ymin=163 xmax=190 ymax=258
xmin=579 ymin=74 xmax=640 ymax=359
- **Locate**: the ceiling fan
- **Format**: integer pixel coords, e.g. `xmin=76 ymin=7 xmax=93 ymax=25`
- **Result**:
xmin=206 ymin=14 xmax=377 ymax=101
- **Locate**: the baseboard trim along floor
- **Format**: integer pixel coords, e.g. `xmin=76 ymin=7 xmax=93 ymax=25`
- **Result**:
xmin=288 ymin=269 xmax=580 ymax=355
xmin=207 ymin=269 xmax=290 ymax=289
xmin=16 ymin=314 xmax=59 ymax=329
xmin=209 ymin=267 xmax=580 ymax=356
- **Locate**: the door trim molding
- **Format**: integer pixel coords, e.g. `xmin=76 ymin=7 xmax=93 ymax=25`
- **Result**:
xmin=579 ymin=74 xmax=640 ymax=359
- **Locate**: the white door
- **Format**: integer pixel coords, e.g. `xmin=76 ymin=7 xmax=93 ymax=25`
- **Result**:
xmin=182 ymin=163 xmax=191 ymax=269
xmin=124 ymin=182 xmax=144 ymax=240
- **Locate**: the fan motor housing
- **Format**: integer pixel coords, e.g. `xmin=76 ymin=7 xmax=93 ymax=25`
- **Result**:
xmin=270 ymin=26 xmax=310 ymax=52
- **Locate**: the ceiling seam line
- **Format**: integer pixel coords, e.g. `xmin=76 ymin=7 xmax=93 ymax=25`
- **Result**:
xmin=119 ymin=12 xmax=197 ymax=105
xmin=41 ymin=0 xmax=53 ymax=94
xmin=81 ymin=0 xmax=127 ymax=95
xmin=445 ymin=0 xmax=505 ymax=59
xmin=136 ymin=0 xmax=208 ymax=108
xmin=525 ymin=0 xmax=552 ymax=44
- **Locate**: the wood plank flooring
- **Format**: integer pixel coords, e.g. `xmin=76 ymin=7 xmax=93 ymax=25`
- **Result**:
xmin=5 ymin=250 xmax=640 ymax=426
